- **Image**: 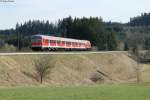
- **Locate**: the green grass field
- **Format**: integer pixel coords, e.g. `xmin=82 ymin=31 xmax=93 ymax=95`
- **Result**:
xmin=0 ymin=85 xmax=150 ymax=100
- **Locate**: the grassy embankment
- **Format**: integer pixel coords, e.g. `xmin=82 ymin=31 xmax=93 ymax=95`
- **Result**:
xmin=0 ymin=53 xmax=139 ymax=86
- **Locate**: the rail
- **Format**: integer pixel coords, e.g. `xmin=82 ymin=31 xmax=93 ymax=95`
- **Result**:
xmin=0 ymin=51 xmax=127 ymax=56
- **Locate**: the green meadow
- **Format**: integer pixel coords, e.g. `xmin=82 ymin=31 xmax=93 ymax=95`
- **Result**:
xmin=0 ymin=85 xmax=150 ymax=100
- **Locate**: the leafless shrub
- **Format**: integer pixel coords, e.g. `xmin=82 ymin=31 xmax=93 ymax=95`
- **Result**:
xmin=126 ymin=32 xmax=145 ymax=83
xmin=126 ymin=32 xmax=145 ymax=52
xmin=34 ymin=56 xmax=55 ymax=84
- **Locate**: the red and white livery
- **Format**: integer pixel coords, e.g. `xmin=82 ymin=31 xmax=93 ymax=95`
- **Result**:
xmin=31 ymin=35 xmax=91 ymax=51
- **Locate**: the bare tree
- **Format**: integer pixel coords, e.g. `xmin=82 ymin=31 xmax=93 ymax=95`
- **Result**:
xmin=34 ymin=56 xmax=55 ymax=84
xmin=127 ymin=32 xmax=145 ymax=51
xmin=126 ymin=32 xmax=145 ymax=83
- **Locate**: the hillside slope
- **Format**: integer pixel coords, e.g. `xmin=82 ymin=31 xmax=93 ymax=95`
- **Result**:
xmin=0 ymin=52 xmax=142 ymax=86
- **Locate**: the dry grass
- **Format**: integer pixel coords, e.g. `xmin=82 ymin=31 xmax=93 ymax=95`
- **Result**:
xmin=141 ymin=64 xmax=150 ymax=82
xmin=0 ymin=52 xmax=147 ymax=86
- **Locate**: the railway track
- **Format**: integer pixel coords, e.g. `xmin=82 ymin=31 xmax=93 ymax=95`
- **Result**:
xmin=0 ymin=51 xmax=127 ymax=56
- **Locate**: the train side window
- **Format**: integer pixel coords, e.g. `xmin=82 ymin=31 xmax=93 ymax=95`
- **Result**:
xmin=43 ymin=39 xmax=48 ymax=43
xmin=62 ymin=41 xmax=65 ymax=44
xmin=72 ymin=42 xmax=75 ymax=46
xmin=69 ymin=42 xmax=71 ymax=45
xmin=50 ymin=40 xmax=52 ymax=43
xmin=46 ymin=39 xmax=48 ymax=43
xmin=43 ymin=39 xmax=45 ymax=42
xmin=57 ymin=41 xmax=61 ymax=44
xmin=75 ymin=42 xmax=78 ymax=46
xmin=80 ymin=43 xmax=84 ymax=46
xmin=50 ymin=40 xmax=56 ymax=44
xmin=66 ymin=42 xmax=69 ymax=45
xmin=79 ymin=43 xmax=82 ymax=46
xmin=66 ymin=42 xmax=71 ymax=45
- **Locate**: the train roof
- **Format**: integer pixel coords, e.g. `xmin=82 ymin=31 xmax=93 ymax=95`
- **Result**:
xmin=32 ymin=34 xmax=90 ymax=43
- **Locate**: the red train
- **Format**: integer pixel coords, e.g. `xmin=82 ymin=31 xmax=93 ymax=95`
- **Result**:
xmin=31 ymin=35 xmax=91 ymax=51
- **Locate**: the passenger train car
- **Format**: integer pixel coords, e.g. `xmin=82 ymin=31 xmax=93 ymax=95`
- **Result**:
xmin=31 ymin=35 xmax=91 ymax=51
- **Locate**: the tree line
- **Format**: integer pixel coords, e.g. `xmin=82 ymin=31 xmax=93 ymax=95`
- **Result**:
xmin=0 ymin=13 xmax=150 ymax=51
xmin=130 ymin=13 xmax=150 ymax=26
xmin=0 ymin=17 xmax=118 ymax=51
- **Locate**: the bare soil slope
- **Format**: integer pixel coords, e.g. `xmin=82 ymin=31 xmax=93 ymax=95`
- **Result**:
xmin=0 ymin=52 xmax=140 ymax=86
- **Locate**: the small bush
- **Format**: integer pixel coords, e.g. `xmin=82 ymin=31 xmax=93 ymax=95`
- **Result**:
xmin=90 ymin=73 xmax=104 ymax=83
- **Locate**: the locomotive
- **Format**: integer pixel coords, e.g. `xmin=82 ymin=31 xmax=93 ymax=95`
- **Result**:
xmin=31 ymin=35 xmax=91 ymax=51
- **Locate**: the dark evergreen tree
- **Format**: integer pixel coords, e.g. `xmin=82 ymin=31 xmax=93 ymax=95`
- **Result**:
xmin=0 ymin=17 xmax=119 ymax=51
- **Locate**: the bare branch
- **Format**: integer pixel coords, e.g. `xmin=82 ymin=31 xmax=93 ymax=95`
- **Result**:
xmin=34 ymin=56 xmax=55 ymax=84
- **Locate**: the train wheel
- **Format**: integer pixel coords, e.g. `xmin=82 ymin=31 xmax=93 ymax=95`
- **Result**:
xmin=48 ymin=48 xmax=51 ymax=51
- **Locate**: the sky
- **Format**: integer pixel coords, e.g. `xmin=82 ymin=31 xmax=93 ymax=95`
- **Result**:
xmin=0 ymin=0 xmax=150 ymax=29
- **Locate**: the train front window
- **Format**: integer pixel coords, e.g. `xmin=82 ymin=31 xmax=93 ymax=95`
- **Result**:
xmin=31 ymin=37 xmax=41 ymax=43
